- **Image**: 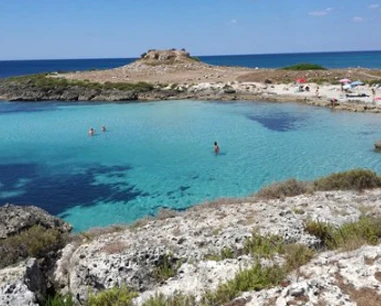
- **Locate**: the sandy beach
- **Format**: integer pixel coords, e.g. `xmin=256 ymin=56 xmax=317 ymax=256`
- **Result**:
xmin=57 ymin=49 xmax=381 ymax=110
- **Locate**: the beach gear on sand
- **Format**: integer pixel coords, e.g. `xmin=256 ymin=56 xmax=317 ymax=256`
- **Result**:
xmin=350 ymin=81 xmax=364 ymax=87
xmin=296 ymin=78 xmax=307 ymax=83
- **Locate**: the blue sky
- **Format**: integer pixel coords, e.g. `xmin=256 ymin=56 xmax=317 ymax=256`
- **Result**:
xmin=1 ymin=0 xmax=381 ymax=60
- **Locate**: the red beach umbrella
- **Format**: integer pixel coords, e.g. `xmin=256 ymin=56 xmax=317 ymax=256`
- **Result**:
xmin=296 ymin=78 xmax=307 ymax=83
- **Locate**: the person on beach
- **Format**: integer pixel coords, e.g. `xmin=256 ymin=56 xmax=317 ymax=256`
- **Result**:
xmin=372 ymin=88 xmax=376 ymax=102
xmin=88 ymin=128 xmax=95 ymax=136
xmin=315 ymin=86 xmax=320 ymax=97
xmin=101 ymin=125 xmax=106 ymax=132
xmin=214 ymin=141 xmax=220 ymax=154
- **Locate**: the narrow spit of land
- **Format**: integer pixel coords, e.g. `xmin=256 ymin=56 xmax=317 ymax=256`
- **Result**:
xmin=1 ymin=49 xmax=381 ymax=113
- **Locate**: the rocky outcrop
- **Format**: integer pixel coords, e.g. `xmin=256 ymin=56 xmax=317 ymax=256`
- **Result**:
xmin=0 ymin=258 xmax=45 ymax=306
xmin=0 ymin=204 xmax=72 ymax=239
xmin=54 ymin=189 xmax=381 ymax=304
xmin=0 ymin=80 xmax=139 ymax=102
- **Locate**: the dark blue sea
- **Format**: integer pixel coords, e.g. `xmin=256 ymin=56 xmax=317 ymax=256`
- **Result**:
xmin=1 ymin=51 xmax=381 ymax=79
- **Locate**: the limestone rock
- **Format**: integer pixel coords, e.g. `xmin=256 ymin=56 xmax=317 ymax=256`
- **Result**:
xmin=0 ymin=258 xmax=45 ymax=306
xmin=0 ymin=204 xmax=72 ymax=239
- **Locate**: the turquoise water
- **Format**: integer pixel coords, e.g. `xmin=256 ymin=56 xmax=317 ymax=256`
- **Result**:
xmin=1 ymin=100 xmax=381 ymax=231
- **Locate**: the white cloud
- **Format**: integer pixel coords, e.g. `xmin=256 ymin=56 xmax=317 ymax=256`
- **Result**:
xmin=353 ymin=16 xmax=364 ymax=22
xmin=308 ymin=8 xmax=334 ymax=17
xmin=369 ymin=4 xmax=380 ymax=9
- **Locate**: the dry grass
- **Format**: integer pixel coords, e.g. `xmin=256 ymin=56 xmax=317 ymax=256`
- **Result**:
xmin=255 ymin=179 xmax=311 ymax=200
xmin=100 ymin=240 xmax=127 ymax=254
xmin=364 ymin=255 xmax=381 ymax=265
xmin=156 ymin=208 xmax=179 ymax=220
xmin=375 ymin=272 xmax=381 ymax=282
xmin=336 ymin=273 xmax=381 ymax=306
xmin=190 ymin=197 xmax=256 ymax=211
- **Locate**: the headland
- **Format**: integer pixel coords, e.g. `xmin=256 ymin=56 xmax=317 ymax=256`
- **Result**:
xmin=1 ymin=49 xmax=381 ymax=113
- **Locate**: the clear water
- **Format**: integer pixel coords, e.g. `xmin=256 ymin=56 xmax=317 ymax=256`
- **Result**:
xmin=1 ymin=51 xmax=381 ymax=78
xmin=1 ymin=100 xmax=381 ymax=231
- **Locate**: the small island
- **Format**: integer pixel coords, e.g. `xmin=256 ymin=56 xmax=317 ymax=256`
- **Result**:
xmin=0 ymin=49 xmax=380 ymax=113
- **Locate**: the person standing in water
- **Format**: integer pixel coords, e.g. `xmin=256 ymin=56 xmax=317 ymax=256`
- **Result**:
xmin=88 ymin=128 xmax=95 ymax=136
xmin=214 ymin=141 xmax=220 ymax=154
xmin=101 ymin=125 xmax=106 ymax=132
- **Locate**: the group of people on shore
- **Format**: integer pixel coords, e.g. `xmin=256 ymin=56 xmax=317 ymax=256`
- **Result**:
xmin=88 ymin=125 xmax=106 ymax=136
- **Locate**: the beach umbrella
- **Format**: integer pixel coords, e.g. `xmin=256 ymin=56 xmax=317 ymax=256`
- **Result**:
xmin=296 ymin=78 xmax=307 ymax=83
xmin=339 ymin=78 xmax=351 ymax=83
xmin=350 ymin=81 xmax=364 ymax=87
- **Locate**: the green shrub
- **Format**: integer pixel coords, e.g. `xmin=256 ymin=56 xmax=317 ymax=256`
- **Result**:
xmin=153 ymin=254 xmax=182 ymax=281
xmin=87 ymin=286 xmax=138 ymax=306
xmin=255 ymin=179 xmax=310 ymax=200
xmin=0 ymin=225 xmax=68 ymax=268
xmin=283 ymin=244 xmax=315 ymax=271
xmin=313 ymin=169 xmax=381 ymax=192
xmin=305 ymin=216 xmax=381 ymax=251
xmin=5 ymin=74 xmax=154 ymax=93
xmin=142 ymin=292 xmax=196 ymax=306
xmin=281 ymin=63 xmax=327 ymax=71
xmin=202 ymin=263 xmax=285 ymax=306
xmin=205 ymin=247 xmax=235 ymax=261
xmin=243 ymin=231 xmax=284 ymax=258
xmin=45 ymin=294 xmax=75 ymax=306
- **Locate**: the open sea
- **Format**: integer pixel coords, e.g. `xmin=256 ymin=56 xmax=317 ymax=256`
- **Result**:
xmin=1 ymin=100 xmax=381 ymax=231
xmin=1 ymin=51 xmax=381 ymax=231
xmin=1 ymin=50 xmax=381 ymax=78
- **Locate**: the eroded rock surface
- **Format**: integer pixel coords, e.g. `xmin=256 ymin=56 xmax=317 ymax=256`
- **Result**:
xmin=54 ymin=189 xmax=381 ymax=304
xmin=0 ymin=204 xmax=72 ymax=239
xmin=0 ymin=258 xmax=45 ymax=306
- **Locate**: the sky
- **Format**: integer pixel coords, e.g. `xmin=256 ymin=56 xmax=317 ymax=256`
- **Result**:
xmin=0 ymin=0 xmax=381 ymax=60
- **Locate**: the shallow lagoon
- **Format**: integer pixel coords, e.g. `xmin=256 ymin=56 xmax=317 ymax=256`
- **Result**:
xmin=1 ymin=100 xmax=381 ymax=231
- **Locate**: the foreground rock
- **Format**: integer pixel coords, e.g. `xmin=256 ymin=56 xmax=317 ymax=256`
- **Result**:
xmin=0 ymin=258 xmax=45 ymax=306
xmin=0 ymin=204 xmax=72 ymax=239
xmin=54 ymin=189 xmax=381 ymax=305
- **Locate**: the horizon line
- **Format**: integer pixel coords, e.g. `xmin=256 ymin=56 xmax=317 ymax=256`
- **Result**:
xmin=1 ymin=49 xmax=381 ymax=62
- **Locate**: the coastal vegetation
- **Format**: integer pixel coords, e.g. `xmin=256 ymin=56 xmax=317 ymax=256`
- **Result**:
xmin=255 ymin=169 xmax=381 ymax=200
xmin=305 ymin=215 xmax=381 ymax=251
xmin=281 ymin=63 xmax=327 ymax=71
xmin=0 ymin=224 xmax=68 ymax=269
xmin=5 ymin=73 xmax=154 ymax=92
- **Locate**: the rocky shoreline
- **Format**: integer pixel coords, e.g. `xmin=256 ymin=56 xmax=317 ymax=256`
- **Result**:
xmin=1 ymin=48 xmax=381 ymax=114
xmin=2 ymin=169 xmax=381 ymax=305
xmin=1 ymin=76 xmax=381 ymax=115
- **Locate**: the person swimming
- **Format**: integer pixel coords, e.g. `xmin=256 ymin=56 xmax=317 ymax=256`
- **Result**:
xmin=88 ymin=128 xmax=95 ymax=136
xmin=101 ymin=125 xmax=106 ymax=132
xmin=214 ymin=141 xmax=220 ymax=154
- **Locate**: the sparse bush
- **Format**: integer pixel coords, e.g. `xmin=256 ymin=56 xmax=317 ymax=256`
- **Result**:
xmin=243 ymin=231 xmax=284 ymax=258
xmin=45 ymin=294 xmax=75 ymax=306
xmin=281 ymin=63 xmax=327 ymax=71
xmin=304 ymin=219 xmax=335 ymax=249
xmin=313 ymin=169 xmax=381 ymax=192
xmin=142 ymin=292 xmax=196 ymax=306
xmin=87 ymin=286 xmax=138 ymax=306
xmin=153 ymin=254 xmax=182 ymax=281
xmin=255 ymin=178 xmax=310 ymax=200
xmin=283 ymin=244 xmax=315 ymax=271
xmin=0 ymin=225 xmax=68 ymax=268
xmin=305 ymin=216 xmax=381 ymax=251
xmin=201 ymin=262 xmax=285 ymax=306
xmin=205 ymin=247 xmax=235 ymax=261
